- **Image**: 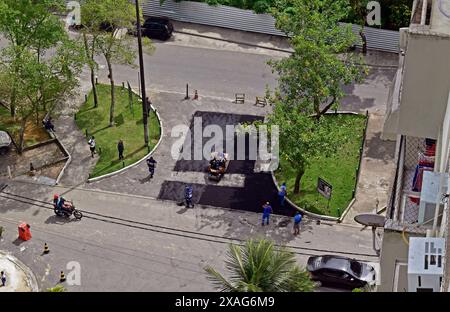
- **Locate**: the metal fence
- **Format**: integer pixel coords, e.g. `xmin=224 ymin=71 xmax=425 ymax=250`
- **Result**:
xmin=141 ymin=0 xmax=400 ymax=53
xmin=386 ymin=135 xmax=438 ymax=233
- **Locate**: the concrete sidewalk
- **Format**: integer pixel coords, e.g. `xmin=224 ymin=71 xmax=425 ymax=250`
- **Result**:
xmin=0 ymin=251 xmax=38 ymax=292
xmin=52 ymin=69 xmax=99 ymax=186
xmin=342 ymin=114 xmax=397 ymax=224
xmin=169 ymin=21 xmax=399 ymax=67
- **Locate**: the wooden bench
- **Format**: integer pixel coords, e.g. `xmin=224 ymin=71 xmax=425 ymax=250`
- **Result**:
xmin=235 ymin=93 xmax=245 ymax=104
xmin=255 ymin=96 xmax=269 ymax=107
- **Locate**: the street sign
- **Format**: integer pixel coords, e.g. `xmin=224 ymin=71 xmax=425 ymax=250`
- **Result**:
xmin=317 ymin=178 xmax=332 ymax=200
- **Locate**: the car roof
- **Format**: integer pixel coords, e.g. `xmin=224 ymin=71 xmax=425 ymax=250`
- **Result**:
xmin=318 ymin=255 xmax=352 ymax=270
xmin=0 ymin=131 xmax=11 ymax=145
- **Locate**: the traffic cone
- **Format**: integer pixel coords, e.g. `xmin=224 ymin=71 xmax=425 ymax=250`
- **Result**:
xmin=60 ymin=271 xmax=66 ymax=282
xmin=194 ymin=90 xmax=199 ymax=100
xmin=43 ymin=243 xmax=50 ymax=254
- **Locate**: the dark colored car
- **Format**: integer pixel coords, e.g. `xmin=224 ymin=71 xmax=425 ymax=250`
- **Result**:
xmin=307 ymin=255 xmax=376 ymax=289
xmin=142 ymin=16 xmax=173 ymax=40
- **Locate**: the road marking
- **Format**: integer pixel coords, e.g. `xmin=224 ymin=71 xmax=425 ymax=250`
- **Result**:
xmin=168 ymin=172 xmax=246 ymax=188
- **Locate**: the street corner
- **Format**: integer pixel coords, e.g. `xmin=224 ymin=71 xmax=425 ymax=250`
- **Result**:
xmin=0 ymin=251 xmax=39 ymax=292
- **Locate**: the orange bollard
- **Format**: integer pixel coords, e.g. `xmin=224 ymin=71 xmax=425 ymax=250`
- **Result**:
xmin=18 ymin=223 xmax=32 ymax=241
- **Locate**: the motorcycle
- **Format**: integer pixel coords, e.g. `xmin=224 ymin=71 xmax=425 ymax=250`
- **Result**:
xmin=53 ymin=201 xmax=83 ymax=220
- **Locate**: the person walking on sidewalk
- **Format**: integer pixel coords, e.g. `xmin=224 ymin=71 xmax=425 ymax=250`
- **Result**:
xmin=262 ymin=202 xmax=272 ymax=226
xmin=278 ymin=182 xmax=287 ymax=207
xmin=1 ymin=271 xmax=6 ymax=287
xmin=117 ymin=140 xmax=124 ymax=160
xmin=293 ymin=212 xmax=302 ymax=235
xmin=88 ymin=136 xmax=96 ymax=158
xmin=146 ymin=156 xmax=157 ymax=178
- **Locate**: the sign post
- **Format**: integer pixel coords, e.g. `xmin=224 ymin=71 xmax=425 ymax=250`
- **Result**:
xmin=317 ymin=177 xmax=332 ymax=210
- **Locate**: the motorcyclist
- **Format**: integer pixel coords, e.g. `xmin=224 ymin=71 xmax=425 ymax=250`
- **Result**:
xmin=53 ymin=194 xmax=72 ymax=212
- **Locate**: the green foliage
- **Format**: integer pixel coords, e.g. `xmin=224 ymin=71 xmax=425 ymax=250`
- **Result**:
xmin=75 ymin=85 xmax=161 ymax=178
xmin=270 ymin=0 xmax=367 ymax=117
xmin=275 ymin=114 xmax=366 ymax=216
xmin=0 ymin=0 xmax=66 ymax=51
xmin=46 ymin=285 xmax=66 ymax=292
xmin=179 ymin=0 xmax=413 ymax=29
xmin=0 ymin=0 xmax=85 ymax=151
xmin=81 ymin=0 xmax=152 ymax=126
xmin=205 ymin=239 xmax=316 ymax=292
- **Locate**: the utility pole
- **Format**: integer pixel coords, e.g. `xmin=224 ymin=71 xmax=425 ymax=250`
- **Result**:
xmin=135 ymin=0 xmax=149 ymax=147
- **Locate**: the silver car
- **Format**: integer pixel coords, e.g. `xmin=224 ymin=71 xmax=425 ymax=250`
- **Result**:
xmin=0 ymin=131 xmax=12 ymax=155
xmin=307 ymin=255 xmax=376 ymax=289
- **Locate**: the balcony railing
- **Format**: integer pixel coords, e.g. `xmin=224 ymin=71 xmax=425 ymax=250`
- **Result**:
xmin=386 ymin=135 xmax=443 ymax=234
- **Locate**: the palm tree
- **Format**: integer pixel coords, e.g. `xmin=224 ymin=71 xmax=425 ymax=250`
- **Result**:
xmin=46 ymin=285 xmax=66 ymax=292
xmin=204 ymin=239 xmax=316 ymax=292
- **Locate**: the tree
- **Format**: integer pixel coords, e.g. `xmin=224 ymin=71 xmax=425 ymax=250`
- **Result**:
xmin=264 ymin=101 xmax=352 ymax=194
xmin=270 ymin=0 xmax=367 ymax=119
xmin=88 ymin=0 xmax=138 ymax=127
xmin=0 ymin=0 xmax=66 ymax=117
xmin=0 ymin=39 xmax=85 ymax=153
xmin=80 ymin=0 xmax=106 ymax=108
xmin=204 ymin=239 xmax=316 ymax=292
xmin=349 ymin=0 xmax=369 ymax=54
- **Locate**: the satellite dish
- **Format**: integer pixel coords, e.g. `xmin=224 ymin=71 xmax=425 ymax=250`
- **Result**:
xmin=439 ymin=0 xmax=450 ymax=18
xmin=354 ymin=214 xmax=385 ymax=228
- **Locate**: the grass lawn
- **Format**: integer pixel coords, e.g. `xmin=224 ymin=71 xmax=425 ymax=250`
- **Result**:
xmin=0 ymin=105 xmax=49 ymax=147
xmin=275 ymin=114 xmax=367 ymax=217
xmin=75 ymin=84 xmax=161 ymax=178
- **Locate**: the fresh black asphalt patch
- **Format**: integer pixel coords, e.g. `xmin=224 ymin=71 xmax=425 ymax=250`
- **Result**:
xmin=158 ymin=111 xmax=297 ymax=217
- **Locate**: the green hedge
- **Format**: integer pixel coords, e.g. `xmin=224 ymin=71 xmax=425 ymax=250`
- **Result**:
xmin=176 ymin=0 xmax=413 ymax=30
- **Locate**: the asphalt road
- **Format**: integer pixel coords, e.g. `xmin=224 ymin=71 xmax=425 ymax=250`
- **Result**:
xmin=0 ymin=180 xmax=378 ymax=292
xmin=94 ymin=40 xmax=278 ymax=101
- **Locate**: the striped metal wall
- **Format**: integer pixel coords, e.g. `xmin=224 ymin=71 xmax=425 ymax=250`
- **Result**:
xmin=141 ymin=0 xmax=400 ymax=53
xmin=141 ymin=0 xmax=285 ymax=36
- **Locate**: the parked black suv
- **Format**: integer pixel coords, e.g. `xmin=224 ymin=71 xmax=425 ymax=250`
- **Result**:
xmin=142 ymin=16 xmax=173 ymax=40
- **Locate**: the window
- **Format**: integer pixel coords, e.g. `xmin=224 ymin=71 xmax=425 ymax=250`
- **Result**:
xmin=350 ymin=261 xmax=362 ymax=276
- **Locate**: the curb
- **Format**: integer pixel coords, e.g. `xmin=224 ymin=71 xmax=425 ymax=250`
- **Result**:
xmin=270 ymin=111 xmax=368 ymax=222
xmin=0 ymin=251 xmax=39 ymax=292
xmin=87 ymin=89 xmax=164 ymax=183
xmin=173 ymin=30 xmax=293 ymax=53
xmin=174 ymin=30 xmax=398 ymax=69
xmin=37 ymin=113 xmax=71 ymax=186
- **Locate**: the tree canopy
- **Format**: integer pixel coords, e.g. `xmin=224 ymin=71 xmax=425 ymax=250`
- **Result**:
xmin=205 ymin=239 xmax=316 ymax=292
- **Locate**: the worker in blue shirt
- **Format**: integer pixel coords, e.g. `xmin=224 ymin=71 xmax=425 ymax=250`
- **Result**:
xmin=185 ymin=185 xmax=194 ymax=208
xmin=278 ymin=182 xmax=287 ymax=207
xmin=262 ymin=202 xmax=272 ymax=226
xmin=293 ymin=212 xmax=302 ymax=235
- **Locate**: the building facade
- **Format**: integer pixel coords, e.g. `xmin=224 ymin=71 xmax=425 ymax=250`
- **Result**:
xmin=380 ymin=0 xmax=450 ymax=292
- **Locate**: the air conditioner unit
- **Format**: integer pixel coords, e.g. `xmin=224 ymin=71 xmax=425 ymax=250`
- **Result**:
xmin=418 ymin=171 xmax=448 ymax=225
xmin=408 ymin=237 xmax=445 ymax=292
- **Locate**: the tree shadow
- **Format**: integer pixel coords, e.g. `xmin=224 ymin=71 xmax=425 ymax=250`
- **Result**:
xmin=91 ymin=146 xmax=147 ymax=177
xmin=90 ymin=125 xmax=111 ymax=136
xmin=114 ymin=114 xmax=125 ymax=127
